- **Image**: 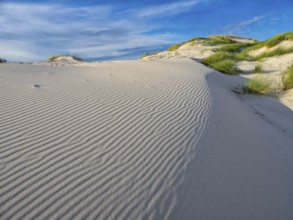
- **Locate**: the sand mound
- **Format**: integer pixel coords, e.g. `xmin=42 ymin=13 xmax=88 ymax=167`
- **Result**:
xmin=0 ymin=59 xmax=292 ymax=219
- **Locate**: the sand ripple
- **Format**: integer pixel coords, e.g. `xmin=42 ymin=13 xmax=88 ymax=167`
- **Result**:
xmin=0 ymin=59 xmax=212 ymax=219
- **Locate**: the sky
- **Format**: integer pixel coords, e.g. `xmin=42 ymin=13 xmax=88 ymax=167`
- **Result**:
xmin=0 ymin=0 xmax=292 ymax=61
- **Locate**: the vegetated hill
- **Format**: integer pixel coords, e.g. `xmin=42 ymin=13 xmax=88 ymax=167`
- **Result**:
xmin=141 ymin=35 xmax=257 ymax=61
xmin=141 ymin=32 xmax=293 ymax=110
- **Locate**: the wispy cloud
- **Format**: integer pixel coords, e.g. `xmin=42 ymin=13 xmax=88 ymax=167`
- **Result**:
xmin=135 ymin=0 xmax=200 ymax=18
xmin=222 ymin=15 xmax=266 ymax=36
xmin=0 ymin=2 xmax=176 ymax=61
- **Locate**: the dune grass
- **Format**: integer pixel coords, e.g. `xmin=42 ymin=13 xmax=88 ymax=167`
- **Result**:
xmin=244 ymin=32 xmax=293 ymax=53
xmin=255 ymin=47 xmax=293 ymax=61
xmin=0 ymin=58 xmax=7 ymax=63
xmin=216 ymin=42 xmax=255 ymax=53
xmin=140 ymin=53 xmax=150 ymax=59
xmin=206 ymin=35 xmax=237 ymax=45
xmin=242 ymin=75 xmax=273 ymax=95
xmin=167 ymin=43 xmax=182 ymax=51
xmin=211 ymin=60 xmax=242 ymax=74
xmin=49 ymin=55 xmax=84 ymax=61
xmin=140 ymin=51 xmax=160 ymax=59
xmin=253 ymin=64 xmax=264 ymax=73
xmin=202 ymin=51 xmax=248 ymax=74
xmin=282 ymin=64 xmax=293 ymax=90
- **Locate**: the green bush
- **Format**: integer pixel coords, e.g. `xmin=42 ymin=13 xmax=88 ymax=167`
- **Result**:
xmin=242 ymin=76 xmax=273 ymax=95
xmin=211 ymin=60 xmax=241 ymax=74
xmin=202 ymin=52 xmax=245 ymax=74
xmin=167 ymin=43 xmax=182 ymax=51
xmin=202 ymin=52 xmax=236 ymax=65
xmin=216 ymin=43 xmax=255 ymax=53
xmin=282 ymin=64 xmax=293 ymax=90
xmin=140 ymin=53 xmax=149 ymax=59
xmin=207 ymin=36 xmax=236 ymax=45
xmin=253 ymin=64 xmax=263 ymax=73
xmin=244 ymin=32 xmax=293 ymax=53
xmin=255 ymin=47 xmax=293 ymax=60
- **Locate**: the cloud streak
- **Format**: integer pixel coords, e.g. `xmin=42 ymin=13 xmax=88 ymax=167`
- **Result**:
xmin=223 ymin=16 xmax=266 ymax=35
xmin=135 ymin=0 xmax=200 ymax=18
xmin=0 ymin=2 xmax=179 ymax=61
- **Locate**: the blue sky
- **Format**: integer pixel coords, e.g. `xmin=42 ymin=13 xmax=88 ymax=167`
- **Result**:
xmin=0 ymin=0 xmax=292 ymax=61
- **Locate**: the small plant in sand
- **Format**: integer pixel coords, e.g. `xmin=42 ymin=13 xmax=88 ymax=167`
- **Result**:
xmin=282 ymin=64 xmax=293 ymax=90
xmin=140 ymin=53 xmax=149 ymax=59
xmin=0 ymin=58 xmax=7 ymax=63
xmin=242 ymin=75 xmax=273 ymax=95
xmin=202 ymin=52 xmax=243 ymax=74
xmin=167 ymin=43 xmax=182 ymax=51
xmin=216 ymin=42 xmax=254 ymax=53
xmin=253 ymin=64 xmax=264 ymax=73
xmin=211 ymin=60 xmax=242 ymax=74
xmin=255 ymin=47 xmax=293 ymax=61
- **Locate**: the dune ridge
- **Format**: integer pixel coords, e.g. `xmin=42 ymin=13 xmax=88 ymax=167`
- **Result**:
xmin=0 ymin=59 xmax=212 ymax=219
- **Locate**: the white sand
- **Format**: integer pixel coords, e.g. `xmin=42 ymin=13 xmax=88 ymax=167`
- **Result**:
xmin=143 ymin=41 xmax=217 ymax=60
xmin=0 ymin=59 xmax=292 ymax=219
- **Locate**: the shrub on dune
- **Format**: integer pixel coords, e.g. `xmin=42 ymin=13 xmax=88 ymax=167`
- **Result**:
xmin=210 ymin=60 xmax=241 ymax=74
xmin=242 ymin=75 xmax=273 ymax=95
xmin=202 ymin=52 xmax=243 ymax=74
xmin=253 ymin=64 xmax=264 ymax=73
xmin=167 ymin=43 xmax=182 ymax=51
xmin=255 ymin=47 xmax=293 ymax=61
xmin=282 ymin=64 xmax=293 ymax=90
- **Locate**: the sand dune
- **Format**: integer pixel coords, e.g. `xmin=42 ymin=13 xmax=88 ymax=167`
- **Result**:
xmin=0 ymin=59 xmax=292 ymax=219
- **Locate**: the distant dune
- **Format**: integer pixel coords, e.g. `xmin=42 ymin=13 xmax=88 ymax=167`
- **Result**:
xmin=0 ymin=58 xmax=292 ymax=219
xmin=142 ymin=32 xmax=293 ymax=110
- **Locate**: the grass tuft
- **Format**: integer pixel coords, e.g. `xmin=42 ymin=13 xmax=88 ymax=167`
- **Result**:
xmin=244 ymin=32 xmax=293 ymax=53
xmin=255 ymin=47 xmax=293 ymax=60
xmin=211 ymin=60 xmax=242 ymax=74
xmin=216 ymin=43 xmax=255 ymax=53
xmin=242 ymin=75 xmax=273 ymax=95
xmin=202 ymin=52 xmax=247 ymax=74
xmin=140 ymin=53 xmax=149 ymax=59
xmin=282 ymin=64 xmax=293 ymax=90
xmin=167 ymin=43 xmax=182 ymax=51
xmin=253 ymin=64 xmax=263 ymax=73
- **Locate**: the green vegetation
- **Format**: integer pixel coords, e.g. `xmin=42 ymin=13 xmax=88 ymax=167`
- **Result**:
xmin=242 ymin=76 xmax=273 ymax=95
xmin=49 ymin=55 xmax=84 ymax=61
xmin=253 ymin=64 xmax=264 ymax=73
xmin=216 ymin=42 xmax=255 ymax=53
xmin=244 ymin=32 xmax=293 ymax=53
xmin=282 ymin=64 xmax=293 ymax=90
xmin=255 ymin=47 xmax=293 ymax=61
xmin=206 ymin=35 xmax=236 ymax=45
xmin=201 ymin=33 xmax=293 ymax=74
xmin=140 ymin=51 xmax=160 ymax=59
xmin=167 ymin=43 xmax=182 ymax=51
xmin=140 ymin=53 xmax=150 ymax=59
xmin=202 ymin=51 xmax=247 ymax=74
xmin=211 ymin=60 xmax=241 ymax=74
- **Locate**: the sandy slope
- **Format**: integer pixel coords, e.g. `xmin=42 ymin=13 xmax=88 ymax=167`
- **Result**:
xmin=0 ymin=59 xmax=292 ymax=220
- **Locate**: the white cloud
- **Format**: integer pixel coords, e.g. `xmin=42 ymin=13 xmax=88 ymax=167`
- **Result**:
xmin=222 ymin=16 xmax=266 ymax=35
xmin=0 ymin=2 xmax=175 ymax=61
xmin=135 ymin=0 xmax=200 ymax=17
